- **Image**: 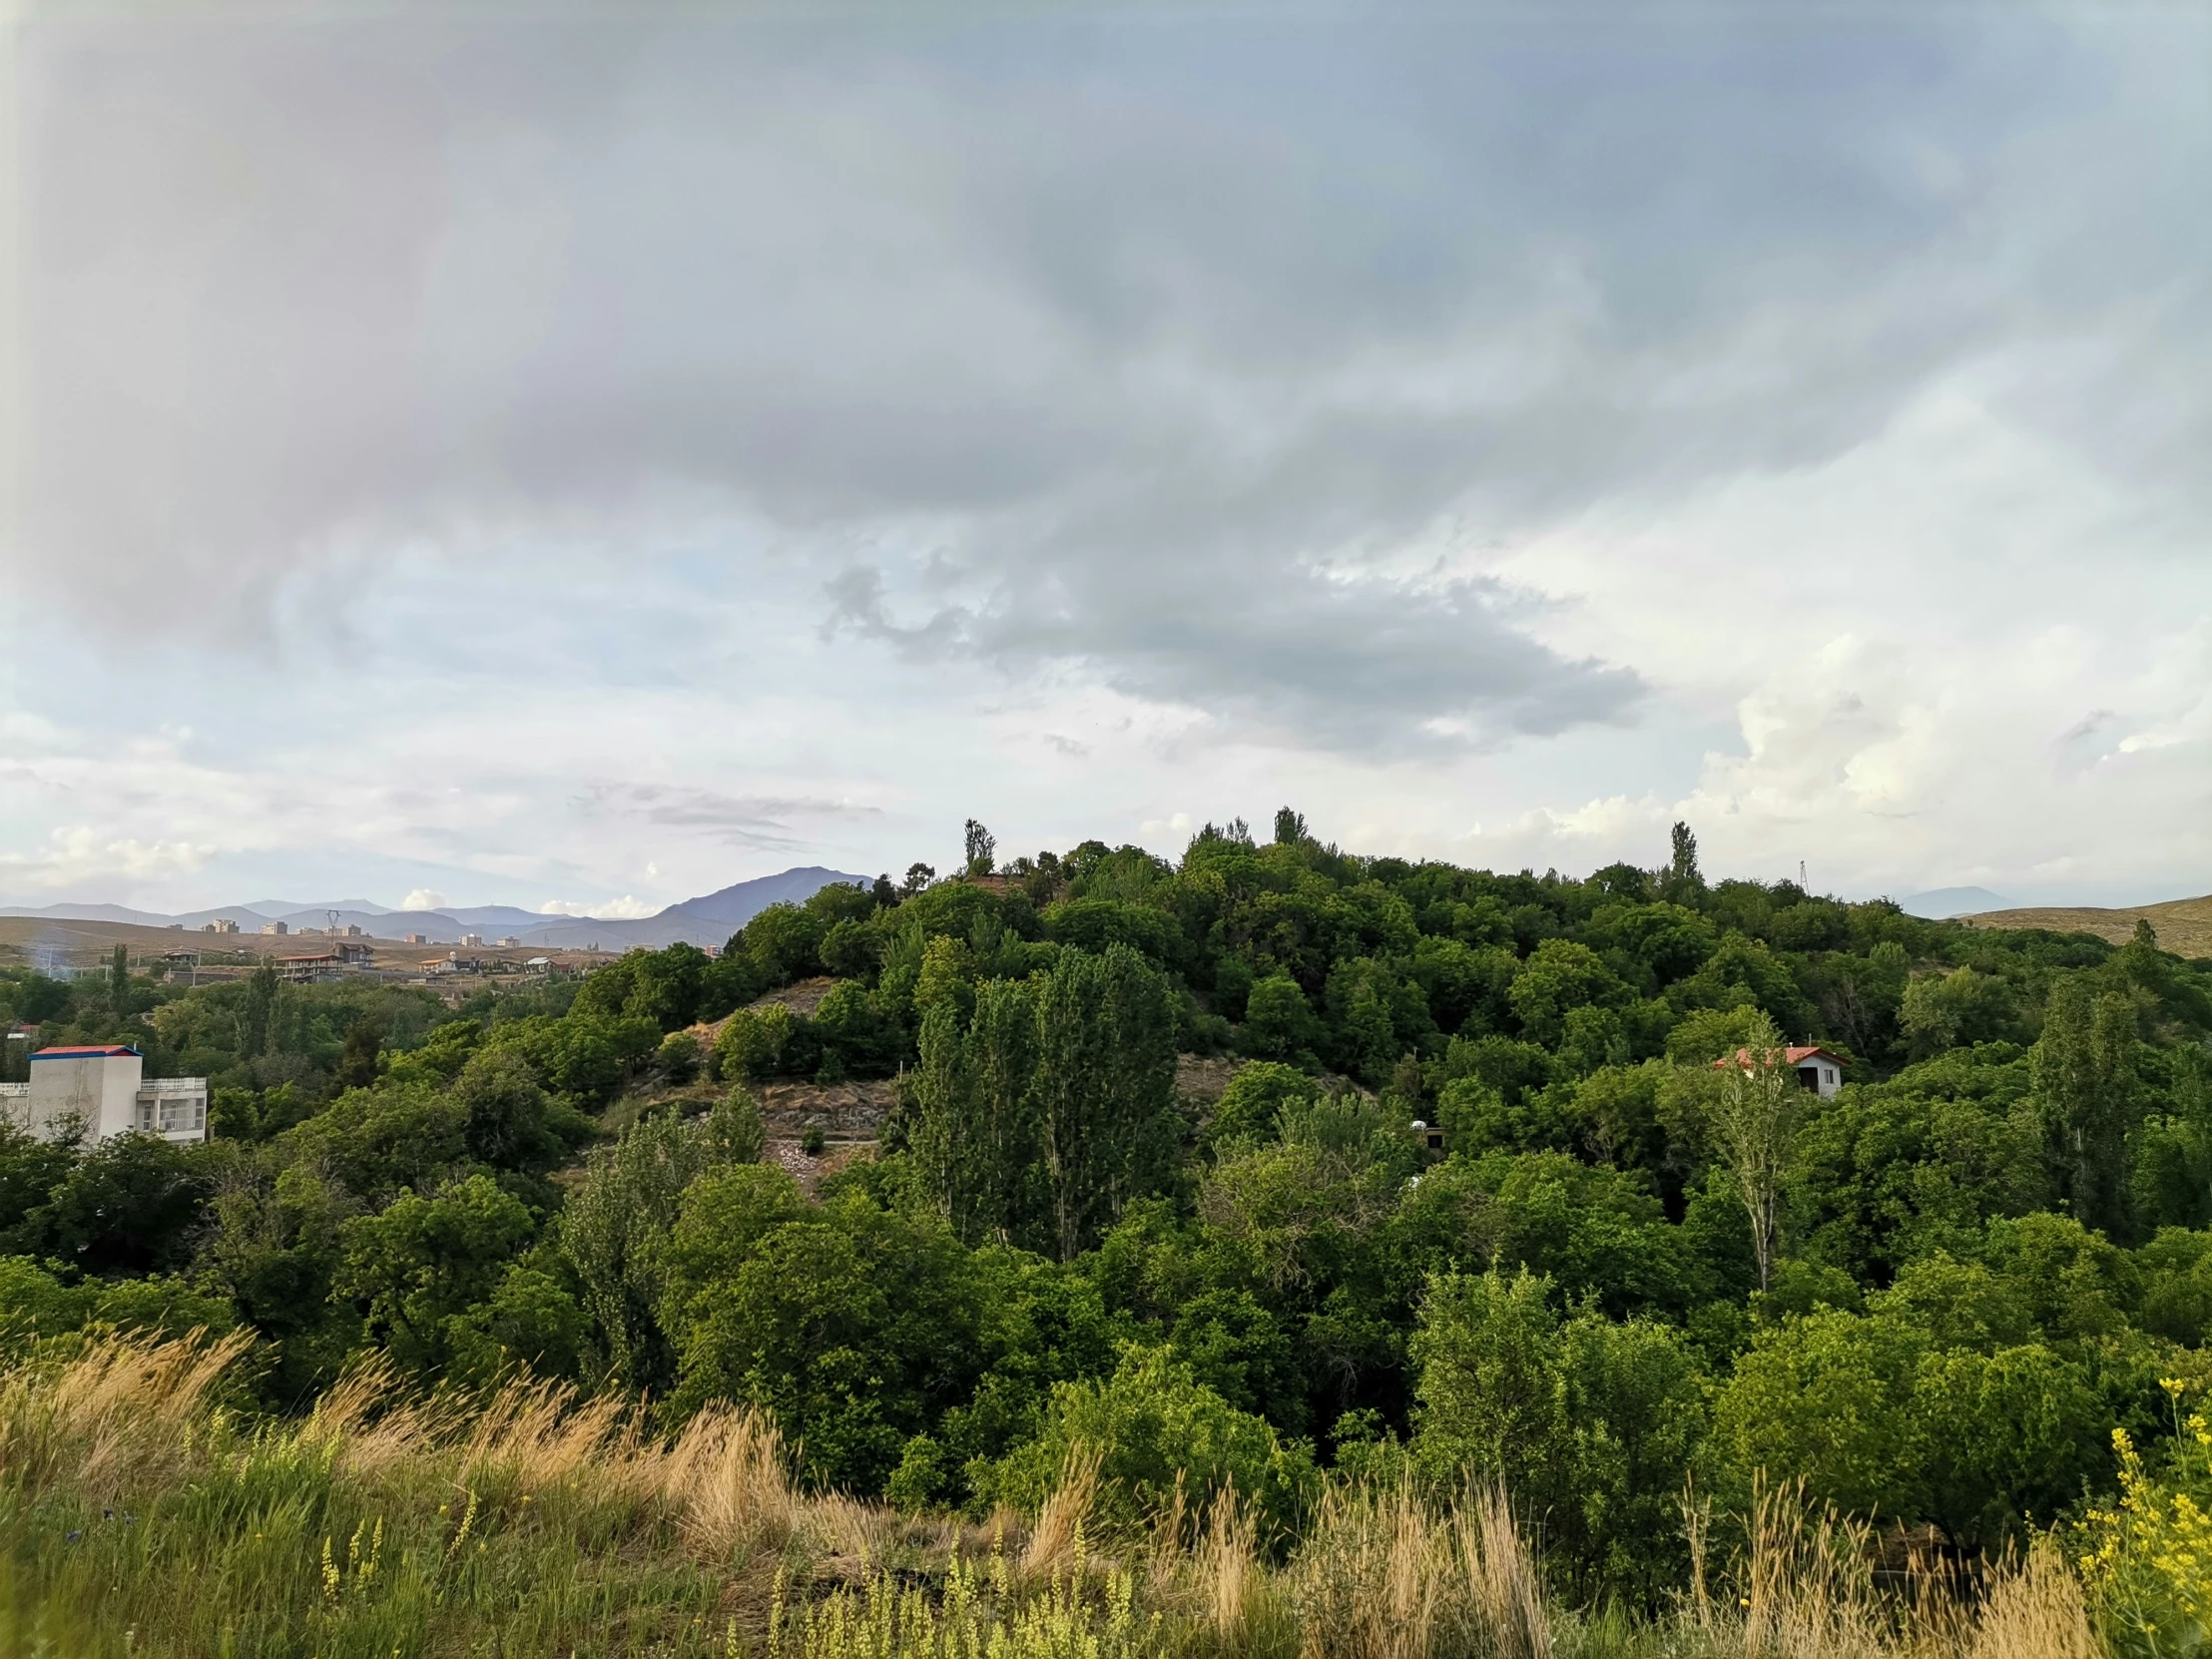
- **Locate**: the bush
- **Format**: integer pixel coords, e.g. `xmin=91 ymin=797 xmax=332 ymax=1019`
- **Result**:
xmin=977 ymin=1345 xmax=1318 ymax=1541
xmin=656 ymin=1031 xmax=703 ymax=1085
xmin=716 ymin=1003 xmax=796 ymax=1081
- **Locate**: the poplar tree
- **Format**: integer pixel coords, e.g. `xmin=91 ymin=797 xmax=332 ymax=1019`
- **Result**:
xmin=911 ymin=997 xmax=985 ymax=1238
xmin=1033 ymin=943 xmax=1180 ymax=1261
xmin=911 ymin=980 xmax=1042 ymax=1247
xmin=2034 ymin=978 xmax=2137 ymax=1237
xmin=1706 ymin=1011 xmax=1798 ymax=1293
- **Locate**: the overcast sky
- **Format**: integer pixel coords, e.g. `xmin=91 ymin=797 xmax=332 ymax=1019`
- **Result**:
xmin=2 ymin=2 xmax=2207 ymax=917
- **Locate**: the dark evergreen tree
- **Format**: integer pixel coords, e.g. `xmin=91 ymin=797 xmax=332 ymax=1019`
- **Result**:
xmin=334 ymin=1017 xmax=383 ymax=1093
xmin=241 ymin=957 xmax=280 ymax=1058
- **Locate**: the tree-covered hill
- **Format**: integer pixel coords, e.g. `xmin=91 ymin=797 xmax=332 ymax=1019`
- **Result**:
xmin=4 ymin=815 xmax=2211 ymax=1639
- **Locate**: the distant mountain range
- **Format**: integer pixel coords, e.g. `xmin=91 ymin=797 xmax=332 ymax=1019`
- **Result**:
xmin=0 ymin=866 xmax=868 ymax=950
xmin=1899 ymin=886 xmax=2013 ymax=919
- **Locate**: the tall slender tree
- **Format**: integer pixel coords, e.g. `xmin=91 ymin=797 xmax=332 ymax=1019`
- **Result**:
xmin=1706 ymin=1011 xmax=1798 ymax=1293
xmin=1664 ymin=821 xmax=1704 ymax=902
xmin=2034 ymin=978 xmax=2137 ymax=1237
xmin=241 ymin=957 xmax=280 ymax=1058
xmin=910 ymin=997 xmax=983 ymax=1236
xmin=1033 ymin=943 xmax=1180 ymax=1261
xmin=910 ymin=979 xmax=1043 ymax=1247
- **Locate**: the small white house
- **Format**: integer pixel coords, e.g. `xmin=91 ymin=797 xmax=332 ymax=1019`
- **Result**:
xmin=0 ymin=1045 xmax=209 ymax=1144
xmin=1713 ymin=1043 xmax=1846 ymax=1098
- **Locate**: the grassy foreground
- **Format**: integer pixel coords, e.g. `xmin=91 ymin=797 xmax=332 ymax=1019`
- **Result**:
xmin=0 ymin=1332 xmax=2103 ymax=1659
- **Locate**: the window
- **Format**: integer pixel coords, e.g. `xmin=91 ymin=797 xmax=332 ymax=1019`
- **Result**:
xmin=158 ymin=1095 xmax=201 ymax=1133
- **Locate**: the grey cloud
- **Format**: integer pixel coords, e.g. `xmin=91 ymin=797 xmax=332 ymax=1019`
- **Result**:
xmin=823 ymin=567 xmax=973 ymax=659
xmin=11 ymin=8 xmax=2208 ymax=752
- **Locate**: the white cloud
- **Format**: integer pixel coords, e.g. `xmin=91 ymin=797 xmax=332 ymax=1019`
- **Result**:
xmin=538 ymin=895 xmax=659 ymax=919
xmin=0 ymin=828 xmax=218 ymax=890
xmin=402 ymin=888 xmax=450 ymax=911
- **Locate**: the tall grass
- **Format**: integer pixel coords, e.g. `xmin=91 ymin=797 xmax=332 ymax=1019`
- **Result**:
xmin=0 ymin=1332 xmax=2117 ymax=1658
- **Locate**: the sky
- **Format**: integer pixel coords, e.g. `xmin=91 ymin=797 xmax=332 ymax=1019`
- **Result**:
xmin=2 ymin=1 xmax=2208 ymax=918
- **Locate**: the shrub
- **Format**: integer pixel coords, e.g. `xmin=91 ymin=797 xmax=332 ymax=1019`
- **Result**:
xmin=977 ymin=1346 xmax=1318 ymax=1541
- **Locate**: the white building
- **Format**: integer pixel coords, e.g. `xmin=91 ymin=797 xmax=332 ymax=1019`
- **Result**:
xmin=1713 ymin=1043 xmax=1847 ymax=1098
xmin=0 ymin=1045 xmax=209 ymax=1144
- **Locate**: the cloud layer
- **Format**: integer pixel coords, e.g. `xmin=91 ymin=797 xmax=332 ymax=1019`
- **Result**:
xmin=3 ymin=5 xmax=2208 ymax=908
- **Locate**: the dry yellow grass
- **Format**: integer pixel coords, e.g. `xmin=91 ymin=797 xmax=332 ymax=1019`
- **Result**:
xmin=1959 ymin=893 xmax=2212 ymax=958
xmin=0 ymin=1332 xmax=2124 ymax=1659
xmin=0 ymin=1326 xmax=254 ymax=1499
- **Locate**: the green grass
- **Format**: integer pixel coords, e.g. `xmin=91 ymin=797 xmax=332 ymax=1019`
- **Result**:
xmin=0 ymin=1331 xmax=2116 ymax=1659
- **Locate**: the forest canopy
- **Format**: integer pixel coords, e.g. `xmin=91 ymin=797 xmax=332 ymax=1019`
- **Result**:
xmin=5 ymin=817 xmax=2212 ymax=1610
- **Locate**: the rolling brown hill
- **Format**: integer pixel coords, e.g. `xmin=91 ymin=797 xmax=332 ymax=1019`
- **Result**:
xmin=1957 ymin=893 xmax=2212 ymax=959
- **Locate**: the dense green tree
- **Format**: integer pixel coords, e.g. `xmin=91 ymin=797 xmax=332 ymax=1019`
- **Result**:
xmin=0 ymin=1122 xmax=77 ymax=1247
xmin=1662 ymin=820 xmax=1704 ymax=904
xmin=334 ymin=1174 xmax=537 ymax=1376
xmin=0 ymin=1254 xmax=233 ymax=1343
xmin=2034 ymin=978 xmax=2139 ymax=1238
xmin=1033 ymin=945 xmax=1181 ymax=1261
xmin=333 ymin=1017 xmax=383 ymax=1092
xmin=1204 ymin=1061 xmax=1320 ymax=1148
xmin=911 ymin=978 xmax=1042 ymax=1247
xmin=1710 ymin=1309 xmax=1930 ymax=1516
xmin=1410 ymin=1268 xmax=1708 ymax=1601
xmin=978 ymin=1345 xmax=1318 ymax=1539
xmin=560 ymin=1109 xmax=726 ymax=1392
xmin=1239 ymin=972 xmax=1321 ymax=1065
xmin=18 ymin=1134 xmax=215 ymax=1276
xmin=666 ymin=1194 xmax=982 ymax=1493
xmin=241 ymin=958 xmax=279 ymax=1058
xmin=201 ymin=1162 xmax=354 ymax=1397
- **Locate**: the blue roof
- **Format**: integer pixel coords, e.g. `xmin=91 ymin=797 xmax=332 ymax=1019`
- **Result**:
xmin=30 ymin=1044 xmax=143 ymax=1059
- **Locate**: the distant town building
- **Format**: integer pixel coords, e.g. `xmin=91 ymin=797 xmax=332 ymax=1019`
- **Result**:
xmin=460 ymin=933 xmax=484 ymax=947
xmin=0 ymin=1045 xmax=208 ymax=1144
xmin=497 ymin=936 xmax=520 ymax=948
xmin=260 ymin=920 xmax=288 ymax=936
xmin=203 ymin=918 xmax=240 ymax=934
xmin=405 ymin=933 xmax=427 ymax=945
xmin=275 ymin=944 xmax=373 ymax=982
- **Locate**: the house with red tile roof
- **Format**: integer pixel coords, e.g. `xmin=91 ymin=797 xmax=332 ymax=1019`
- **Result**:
xmin=1712 ymin=1044 xmax=1846 ymax=1098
